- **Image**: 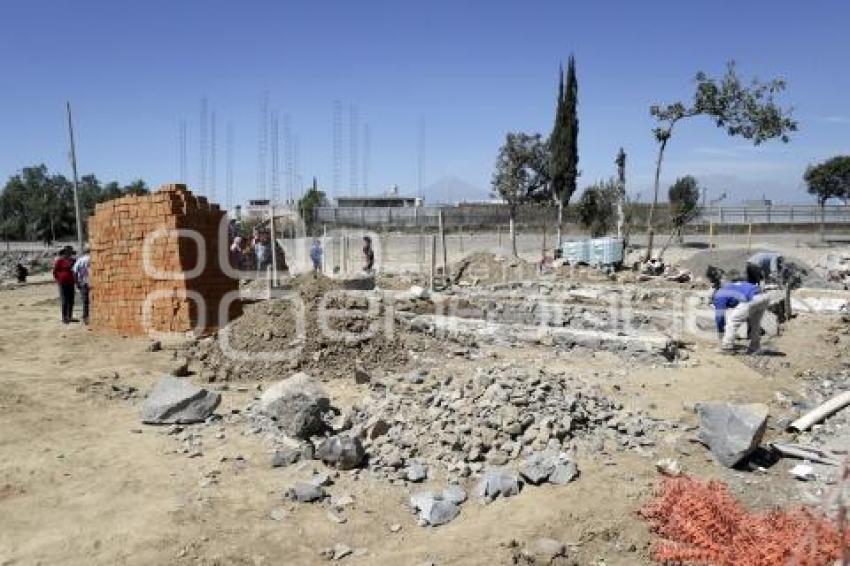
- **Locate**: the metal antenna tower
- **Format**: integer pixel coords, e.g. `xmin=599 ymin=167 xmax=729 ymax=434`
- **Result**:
xmin=332 ymin=100 xmax=342 ymax=197
xmin=349 ymin=104 xmax=359 ymax=194
xmin=210 ymin=110 xmax=217 ymax=202
xmin=283 ymin=114 xmax=294 ymax=203
xmin=199 ymin=97 xmax=208 ymax=195
xmin=258 ymin=91 xmax=269 ymax=199
xmin=226 ymin=122 xmax=234 ymax=211
xmin=270 ymin=111 xmax=280 ymax=204
xmin=362 ymin=123 xmax=370 ymax=195
xmin=178 ymin=119 xmax=187 ymax=183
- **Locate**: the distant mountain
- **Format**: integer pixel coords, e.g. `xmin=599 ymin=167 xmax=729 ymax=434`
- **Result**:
xmin=422 ymin=176 xmax=491 ymax=204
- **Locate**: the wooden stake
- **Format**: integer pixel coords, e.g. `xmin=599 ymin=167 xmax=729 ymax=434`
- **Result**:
xmin=430 ymin=234 xmax=436 ymax=290
xmin=439 ymin=210 xmax=449 ymax=284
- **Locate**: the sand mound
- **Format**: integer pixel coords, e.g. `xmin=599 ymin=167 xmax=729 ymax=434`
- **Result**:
xmin=451 ymin=252 xmax=537 ymax=286
xmin=192 ymin=273 xmax=441 ymax=381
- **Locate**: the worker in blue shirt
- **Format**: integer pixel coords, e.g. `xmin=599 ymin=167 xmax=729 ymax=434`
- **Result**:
xmin=712 ymin=280 xmax=770 ymax=353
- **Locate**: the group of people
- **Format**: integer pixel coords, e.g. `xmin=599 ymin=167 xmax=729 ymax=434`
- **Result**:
xmin=230 ymin=233 xmax=375 ymax=278
xmin=711 ymin=251 xmax=785 ymax=355
xmin=52 ymin=245 xmax=91 ymax=325
xmin=229 ymin=228 xmax=289 ymax=275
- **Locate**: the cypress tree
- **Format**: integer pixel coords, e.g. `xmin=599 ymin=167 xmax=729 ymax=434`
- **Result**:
xmin=549 ymin=55 xmax=579 ymax=244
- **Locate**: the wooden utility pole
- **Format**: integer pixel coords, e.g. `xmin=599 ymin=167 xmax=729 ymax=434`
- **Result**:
xmin=66 ymin=102 xmax=83 ymax=252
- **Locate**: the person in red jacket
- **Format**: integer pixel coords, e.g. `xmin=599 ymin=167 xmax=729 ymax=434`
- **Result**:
xmin=53 ymin=246 xmax=76 ymax=324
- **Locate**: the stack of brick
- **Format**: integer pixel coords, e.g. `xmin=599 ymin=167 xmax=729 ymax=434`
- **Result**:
xmin=88 ymin=183 xmax=241 ymax=336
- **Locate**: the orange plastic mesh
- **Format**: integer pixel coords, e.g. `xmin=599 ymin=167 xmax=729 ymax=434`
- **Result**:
xmin=639 ymin=475 xmax=849 ymax=565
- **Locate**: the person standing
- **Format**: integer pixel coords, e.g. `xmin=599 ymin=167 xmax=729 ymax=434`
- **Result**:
xmin=712 ymin=280 xmax=770 ymax=354
xmin=229 ymin=236 xmax=244 ymax=270
xmin=362 ymin=236 xmax=374 ymax=273
xmin=72 ymin=245 xmax=91 ymax=325
xmin=310 ymin=239 xmax=323 ymax=277
xmin=53 ymin=246 xmax=76 ymax=324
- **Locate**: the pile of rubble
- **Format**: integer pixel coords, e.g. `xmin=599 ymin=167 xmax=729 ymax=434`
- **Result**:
xmin=190 ymin=274 xmax=443 ymax=381
xmin=343 ymin=365 xmax=662 ymax=483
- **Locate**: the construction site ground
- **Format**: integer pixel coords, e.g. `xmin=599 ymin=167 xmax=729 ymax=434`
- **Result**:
xmin=1 ymin=237 xmax=849 ymax=565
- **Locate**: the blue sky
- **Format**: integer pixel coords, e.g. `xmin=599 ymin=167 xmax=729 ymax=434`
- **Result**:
xmin=2 ymin=0 xmax=849 ymax=205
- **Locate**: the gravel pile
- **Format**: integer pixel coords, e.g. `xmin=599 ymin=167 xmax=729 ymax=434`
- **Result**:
xmin=345 ymin=365 xmax=666 ymax=483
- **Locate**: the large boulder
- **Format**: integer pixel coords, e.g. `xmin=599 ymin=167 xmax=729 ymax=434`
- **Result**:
xmin=697 ymin=402 xmax=769 ymax=467
xmin=141 ymin=375 xmax=221 ymax=424
xmin=259 ymin=372 xmax=330 ymax=438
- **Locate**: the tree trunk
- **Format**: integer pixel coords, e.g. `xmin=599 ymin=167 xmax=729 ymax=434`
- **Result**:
xmin=510 ymin=211 xmax=517 ymax=257
xmin=645 ymin=137 xmax=668 ymax=262
xmin=556 ymin=200 xmax=564 ymax=249
xmin=821 ymin=201 xmax=826 ymax=242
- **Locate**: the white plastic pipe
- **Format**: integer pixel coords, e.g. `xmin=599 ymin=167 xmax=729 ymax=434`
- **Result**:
xmin=789 ymin=391 xmax=850 ymax=432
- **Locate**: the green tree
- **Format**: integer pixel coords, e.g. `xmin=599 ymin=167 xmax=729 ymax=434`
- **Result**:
xmin=297 ymin=182 xmax=328 ymax=235
xmin=804 ymin=155 xmax=850 ymax=239
xmin=668 ymin=175 xmax=700 ymax=242
xmin=549 ymin=55 xmax=579 ymax=246
xmin=645 ymin=61 xmax=797 ymax=259
xmin=492 ymin=132 xmax=549 ymax=256
xmin=0 ymin=165 xmax=150 ymax=242
xmin=577 ymin=178 xmax=620 ymax=237
xmin=123 ymin=179 xmax=149 ymax=196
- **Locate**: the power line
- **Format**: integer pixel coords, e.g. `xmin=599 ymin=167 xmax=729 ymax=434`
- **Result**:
xmin=417 ymin=115 xmax=425 ymax=198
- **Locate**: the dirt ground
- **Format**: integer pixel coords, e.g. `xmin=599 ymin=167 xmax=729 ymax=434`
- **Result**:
xmin=1 ymin=242 xmax=848 ymax=565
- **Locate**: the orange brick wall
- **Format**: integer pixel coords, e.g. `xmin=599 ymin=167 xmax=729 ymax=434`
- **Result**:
xmin=88 ymin=184 xmax=241 ymax=336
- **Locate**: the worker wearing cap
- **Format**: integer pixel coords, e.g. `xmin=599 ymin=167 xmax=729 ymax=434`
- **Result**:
xmin=713 ymin=279 xmax=770 ymax=354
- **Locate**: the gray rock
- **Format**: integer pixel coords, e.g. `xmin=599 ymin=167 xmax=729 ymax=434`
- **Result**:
xmin=320 ymin=543 xmax=353 ymax=561
xmin=354 ymin=365 xmax=371 ymax=384
xmin=308 ymin=471 xmax=333 ymax=487
xmin=549 ymin=461 xmax=579 ymax=485
xmin=286 ymin=481 xmax=326 ymax=503
xmin=476 ymin=467 xmax=521 ymax=501
xmin=523 ymin=538 xmax=566 ymax=562
xmin=259 ymin=372 xmax=330 ymax=439
xmin=170 ymin=358 xmax=190 ymax=377
xmin=407 ymin=461 xmax=428 ymax=482
xmin=409 ymin=491 xmax=460 ymax=526
xmin=442 ymin=484 xmax=467 ymax=504
xmin=520 ymin=451 xmax=557 ymax=485
xmin=426 ymin=500 xmax=460 ymax=526
xmin=697 ymin=402 xmax=769 ymax=467
xmin=141 ymin=375 xmax=221 ymax=424
xmin=271 ymin=445 xmax=304 ymax=468
xmin=316 ymin=435 xmax=366 ymax=470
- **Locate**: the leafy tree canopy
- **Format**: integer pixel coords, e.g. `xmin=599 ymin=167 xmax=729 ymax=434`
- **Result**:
xmin=0 ymin=165 xmax=150 ymax=241
xmin=804 ymin=155 xmax=850 ymax=206
xmin=577 ymin=178 xmax=620 ymax=238
xmin=668 ymin=175 xmax=701 ymax=228
xmin=492 ymin=132 xmax=550 ymax=210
